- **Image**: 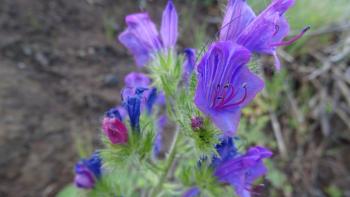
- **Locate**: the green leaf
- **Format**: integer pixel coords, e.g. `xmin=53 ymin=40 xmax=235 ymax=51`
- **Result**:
xmin=56 ymin=185 xmax=81 ymax=197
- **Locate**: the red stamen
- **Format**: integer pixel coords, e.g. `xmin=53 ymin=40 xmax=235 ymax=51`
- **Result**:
xmin=271 ymin=26 xmax=310 ymax=47
xmin=221 ymin=85 xmax=247 ymax=108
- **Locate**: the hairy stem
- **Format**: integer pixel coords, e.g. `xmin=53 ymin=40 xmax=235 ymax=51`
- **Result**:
xmin=151 ymin=130 xmax=179 ymax=197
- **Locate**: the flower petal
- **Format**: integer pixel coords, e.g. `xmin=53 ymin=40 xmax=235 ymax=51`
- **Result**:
xmin=125 ymin=13 xmax=162 ymax=51
xmin=220 ymin=0 xmax=256 ymax=41
xmin=118 ymin=29 xmax=152 ymax=67
xmin=210 ymin=110 xmax=242 ymax=136
xmin=161 ymin=0 xmax=178 ymax=48
xmin=124 ymin=72 xmax=151 ymax=88
xmin=119 ymin=13 xmax=162 ymax=67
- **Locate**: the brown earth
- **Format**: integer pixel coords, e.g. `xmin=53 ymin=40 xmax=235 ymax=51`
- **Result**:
xmin=0 ymin=0 xmax=137 ymax=196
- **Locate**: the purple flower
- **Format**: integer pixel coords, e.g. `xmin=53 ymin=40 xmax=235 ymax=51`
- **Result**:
xmin=211 ymin=137 xmax=238 ymax=168
xmin=122 ymin=72 xmax=150 ymax=101
xmin=161 ymin=0 xmax=178 ymax=49
xmin=125 ymin=72 xmax=151 ymax=88
xmin=122 ymin=72 xmax=164 ymax=114
xmin=182 ymin=48 xmax=196 ymax=85
xmin=182 ymin=187 xmax=201 ymax=197
xmin=219 ymin=0 xmax=256 ymax=42
xmin=220 ymin=0 xmax=309 ymax=70
xmin=102 ymin=108 xmax=129 ymax=144
xmin=194 ymin=41 xmax=264 ymax=136
xmin=74 ymin=152 xmax=102 ymax=189
xmin=116 ymin=105 xmax=127 ymax=120
xmin=118 ymin=0 xmax=178 ymax=67
xmin=214 ymin=145 xmax=272 ymax=197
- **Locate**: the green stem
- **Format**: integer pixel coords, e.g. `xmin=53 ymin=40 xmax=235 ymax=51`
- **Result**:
xmin=151 ymin=131 xmax=180 ymax=197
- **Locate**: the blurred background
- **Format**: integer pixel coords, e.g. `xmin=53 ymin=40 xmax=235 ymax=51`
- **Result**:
xmin=0 ymin=0 xmax=349 ymax=196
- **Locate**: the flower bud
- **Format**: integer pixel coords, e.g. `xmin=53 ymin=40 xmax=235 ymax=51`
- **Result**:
xmin=191 ymin=116 xmax=204 ymax=130
xmin=74 ymin=152 xmax=102 ymax=189
xmin=74 ymin=165 xmax=95 ymax=189
xmin=103 ymin=108 xmax=128 ymax=144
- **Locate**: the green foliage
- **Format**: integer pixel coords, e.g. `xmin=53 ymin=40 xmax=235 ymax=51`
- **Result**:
xmin=287 ymin=0 xmax=350 ymax=30
xmin=103 ymin=15 xmax=117 ymax=42
xmin=56 ymin=185 xmax=82 ymax=197
xmin=325 ymin=185 xmax=343 ymax=197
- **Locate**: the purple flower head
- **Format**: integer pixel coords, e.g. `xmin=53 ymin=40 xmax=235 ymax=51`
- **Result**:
xmin=118 ymin=13 xmax=162 ymax=67
xmin=102 ymin=108 xmax=129 ymax=144
xmin=182 ymin=48 xmax=196 ymax=84
xmin=122 ymin=72 xmax=165 ymax=117
xmin=194 ymin=41 xmax=264 ymax=136
xmin=182 ymin=187 xmax=201 ymax=197
xmin=118 ymin=0 xmax=178 ymax=67
xmin=220 ymin=0 xmax=309 ymax=70
xmin=122 ymin=72 xmax=150 ymax=99
xmin=74 ymin=152 xmax=102 ymax=189
xmin=153 ymin=115 xmax=168 ymax=159
xmin=214 ymin=146 xmax=273 ymax=197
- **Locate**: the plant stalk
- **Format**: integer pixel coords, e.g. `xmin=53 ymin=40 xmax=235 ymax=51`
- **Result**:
xmin=150 ymin=130 xmax=180 ymax=197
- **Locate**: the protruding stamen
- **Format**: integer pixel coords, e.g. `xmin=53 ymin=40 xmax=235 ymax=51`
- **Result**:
xmin=222 ymin=85 xmax=248 ymax=108
xmin=271 ymin=26 xmax=310 ymax=47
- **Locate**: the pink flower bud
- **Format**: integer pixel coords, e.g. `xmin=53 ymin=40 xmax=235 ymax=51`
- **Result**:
xmin=102 ymin=117 xmax=128 ymax=144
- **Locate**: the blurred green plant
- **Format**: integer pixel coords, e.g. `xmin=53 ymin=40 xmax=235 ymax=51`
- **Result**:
xmin=325 ymin=185 xmax=343 ymax=197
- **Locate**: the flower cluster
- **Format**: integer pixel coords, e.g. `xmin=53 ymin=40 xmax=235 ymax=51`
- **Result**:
xmin=71 ymin=0 xmax=307 ymax=196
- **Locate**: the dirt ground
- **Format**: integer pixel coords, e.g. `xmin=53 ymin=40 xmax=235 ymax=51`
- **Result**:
xmin=0 ymin=0 xmax=139 ymax=196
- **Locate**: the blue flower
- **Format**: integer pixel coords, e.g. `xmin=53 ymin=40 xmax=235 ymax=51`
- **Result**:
xmin=212 ymin=138 xmax=272 ymax=197
xmin=74 ymin=152 xmax=102 ymax=189
xmin=125 ymin=95 xmax=142 ymax=133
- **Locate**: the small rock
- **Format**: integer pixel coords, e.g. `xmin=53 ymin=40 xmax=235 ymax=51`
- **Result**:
xmin=17 ymin=62 xmax=27 ymax=69
xmin=103 ymin=74 xmax=118 ymax=87
xmin=35 ymin=52 xmax=49 ymax=66
xmin=22 ymin=46 xmax=33 ymax=56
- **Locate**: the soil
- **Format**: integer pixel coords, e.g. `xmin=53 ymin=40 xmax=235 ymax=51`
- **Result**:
xmin=0 ymin=0 xmax=139 ymax=196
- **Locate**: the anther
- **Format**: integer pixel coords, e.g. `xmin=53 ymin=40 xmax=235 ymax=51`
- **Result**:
xmin=273 ymin=25 xmax=280 ymax=36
